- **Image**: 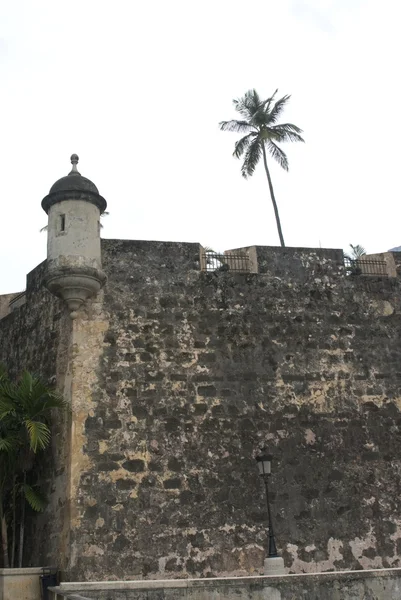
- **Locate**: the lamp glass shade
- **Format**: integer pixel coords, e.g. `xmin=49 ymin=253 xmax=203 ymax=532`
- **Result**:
xmin=256 ymin=454 xmax=272 ymax=476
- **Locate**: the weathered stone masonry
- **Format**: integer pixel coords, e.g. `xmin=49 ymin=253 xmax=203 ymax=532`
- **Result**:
xmin=1 ymin=242 xmax=401 ymax=581
xmin=0 ymin=261 xmax=72 ymax=571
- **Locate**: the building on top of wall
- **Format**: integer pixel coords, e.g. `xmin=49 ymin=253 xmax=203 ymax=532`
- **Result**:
xmin=1 ymin=157 xmax=401 ymax=581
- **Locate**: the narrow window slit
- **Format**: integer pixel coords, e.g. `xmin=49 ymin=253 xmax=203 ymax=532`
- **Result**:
xmin=60 ymin=214 xmax=66 ymax=232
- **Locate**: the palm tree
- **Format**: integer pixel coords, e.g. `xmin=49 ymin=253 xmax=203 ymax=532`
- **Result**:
xmin=0 ymin=369 xmax=66 ymax=567
xmin=0 ymin=420 xmax=17 ymax=568
xmin=345 ymin=244 xmax=366 ymax=260
xmin=220 ymin=89 xmax=304 ymax=247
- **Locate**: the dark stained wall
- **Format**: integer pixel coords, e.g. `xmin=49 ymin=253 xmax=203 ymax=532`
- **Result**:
xmin=0 ymin=262 xmax=72 ymax=569
xmin=67 ymin=240 xmax=401 ymax=580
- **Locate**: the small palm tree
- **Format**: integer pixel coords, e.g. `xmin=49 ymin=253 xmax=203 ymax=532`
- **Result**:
xmin=0 ymin=370 xmax=66 ymax=567
xmin=0 ymin=421 xmax=18 ymax=568
xmin=345 ymin=244 xmax=366 ymax=260
xmin=220 ymin=89 xmax=304 ymax=247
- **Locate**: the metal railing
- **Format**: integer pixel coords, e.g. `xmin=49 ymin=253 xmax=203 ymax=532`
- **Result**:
xmin=344 ymin=257 xmax=388 ymax=277
xmin=9 ymin=291 xmax=26 ymax=312
xmin=202 ymin=253 xmax=250 ymax=273
xmin=49 ymin=591 xmax=91 ymax=600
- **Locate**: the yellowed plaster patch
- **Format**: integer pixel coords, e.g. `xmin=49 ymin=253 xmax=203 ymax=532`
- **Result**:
xmin=349 ymin=530 xmax=383 ymax=569
xmin=304 ymin=429 xmax=316 ymax=445
xmin=371 ymin=299 xmax=394 ymax=316
xmin=286 ymin=538 xmax=343 ymax=573
xmin=82 ymin=544 xmax=105 ymax=557
xmin=69 ymin=297 xmax=109 ymax=530
xmin=98 ymin=440 xmax=108 ymax=454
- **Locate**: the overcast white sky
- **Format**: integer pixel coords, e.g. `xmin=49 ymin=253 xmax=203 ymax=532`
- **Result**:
xmin=1 ymin=0 xmax=400 ymax=294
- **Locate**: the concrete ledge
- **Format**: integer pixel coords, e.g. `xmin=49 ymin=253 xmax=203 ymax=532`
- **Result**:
xmin=0 ymin=567 xmax=47 ymax=575
xmin=50 ymin=568 xmax=401 ymax=599
xmin=55 ymin=567 xmax=401 ymax=589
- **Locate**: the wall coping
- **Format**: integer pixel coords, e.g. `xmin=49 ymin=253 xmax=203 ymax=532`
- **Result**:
xmin=54 ymin=567 xmax=401 ymax=591
xmin=0 ymin=566 xmax=55 ymax=576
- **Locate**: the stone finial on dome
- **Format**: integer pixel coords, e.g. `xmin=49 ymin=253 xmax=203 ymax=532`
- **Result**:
xmin=70 ymin=154 xmax=80 ymax=174
xmin=43 ymin=154 xmax=106 ymax=208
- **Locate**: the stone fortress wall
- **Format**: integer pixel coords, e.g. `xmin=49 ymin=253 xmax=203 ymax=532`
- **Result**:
xmin=1 ymin=242 xmax=401 ymax=582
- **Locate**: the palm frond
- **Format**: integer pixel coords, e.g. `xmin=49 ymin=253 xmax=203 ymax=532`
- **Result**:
xmin=0 ymin=433 xmax=20 ymax=453
xmin=267 ymin=94 xmax=291 ymax=124
xmin=24 ymin=420 xmax=51 ymax=452
xmin=233 ymin=132 xmax=257 ymax=159
xmin=0 ymin=438 xmax=14 ymax=453
xmin=219 ymin=120 xmax=255 ymax=134
xmin=241 ymin=139 xmax=262 ymax=179
xmin=266 ymin=140 xmax=289 ymax=171
xmin=250 ymin=109 xmax=270 ymax=129
xmin=232 ymin=98 xmax=250 ymax=120
xmin=347 ymin=244 xmax=366 ymax=260
xmin=0 ymin=438 xmax=13 ymax=452
xmin=35 ymin=393 xmax=67 ymax=415
xmin=233 ymin=89 xmax=262 ymax=119
xmin=0 ymin=365 xmax=8 ymax=384
xmin=270 ymin=123 xmax=305 ymax=143
xmin=259 ymin=89 xmax=278 ymax=115
xmin=0 ymin=394 xmax=18 ymax=419
xmin=11 ymin=372 xmax=66 ymax=418
xmin=23 ymin=484 xmax=46 ymax=512
xmin=244 ymin=89 xmax=261 ymax=112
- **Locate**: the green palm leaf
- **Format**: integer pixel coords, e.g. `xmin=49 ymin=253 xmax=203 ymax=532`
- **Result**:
xmin=0 ymin=364 xmax=8 ymax=384
xmin=270 ymin=123 xmax=305 ymax=143
xmin=267 ymin=94 xmax=291 ymax=124
xmin=23 ymin=484 xmax=46 ymax=512
xmin=233 ymin=89 xmax=261 ymax=119
xmin=266 ymin=140 xmax=289 ymax=171
xmin=0 ymin=395 xmax=18 ymax=419
xmin=0 ymin=371 xmax=65 ymax=455
xmin=241 ymin=139 xmax=262 ymax=179
xmin=258 ymin=89 xmax=278 ymax=114
xmin=233 ymin=132 xmax=257 ymax=159
xmin=1 ymin=372 xmax=66 ymax=419
xmin=24 ymin=420 xmax=51 ymax=452
xmin=0 ymin=434 xmax=19 ymax=453
xmin=219 ymin=120 xmax=255 ymax=133
xmin=345 ymin=244 xmax=366 ymax=260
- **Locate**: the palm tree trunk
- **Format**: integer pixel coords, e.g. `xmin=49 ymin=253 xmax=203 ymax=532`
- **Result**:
xmin=11 ymin=475 xmax=16 ymax=567
xmin=18 ymin=472 xmax=26 ymax=568
xmin=0 ymin=493 xmax=9 ymax=568
xmin=261 ymin=144 xmax=285 ymax=247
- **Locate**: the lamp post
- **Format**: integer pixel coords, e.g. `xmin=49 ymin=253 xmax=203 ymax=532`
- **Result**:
xmin=256 ymin=453 xmax=285 ymax=575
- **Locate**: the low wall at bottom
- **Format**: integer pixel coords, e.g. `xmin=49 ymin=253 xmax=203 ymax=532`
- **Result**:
xmin=50 ymin=568 xmax=401 ymax=600
xmin=0 ymin=567 xmax=45 ymax=600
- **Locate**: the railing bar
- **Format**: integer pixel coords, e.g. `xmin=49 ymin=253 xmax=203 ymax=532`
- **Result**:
xmin=201 ymin=253 xmax=250 ymax=273
xmin=343 ymin=258 xmax=388 ymax=277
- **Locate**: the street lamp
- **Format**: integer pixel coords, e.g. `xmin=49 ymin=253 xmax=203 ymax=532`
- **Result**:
xmin=256 ymin=453 xmax=285 ymax=575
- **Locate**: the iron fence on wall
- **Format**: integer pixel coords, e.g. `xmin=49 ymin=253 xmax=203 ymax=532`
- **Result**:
xmin=344 ymin=257 xmax=388 ymax=277
xmin=201 ymin=253 xmax=250 ymax=273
